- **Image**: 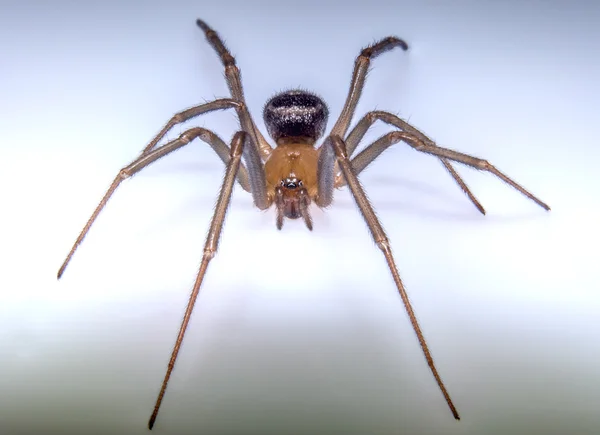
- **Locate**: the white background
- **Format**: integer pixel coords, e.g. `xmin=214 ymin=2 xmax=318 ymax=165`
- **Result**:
xmin=1 ymin=0 xmax=599 ymax=434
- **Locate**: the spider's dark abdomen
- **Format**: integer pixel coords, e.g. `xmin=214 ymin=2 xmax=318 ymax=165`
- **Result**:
xmin=263 ymin=90 xmax=329 ymax=144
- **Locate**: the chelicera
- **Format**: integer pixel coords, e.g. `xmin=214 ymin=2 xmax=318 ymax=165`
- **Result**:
xmin=57 ymin=18 xmax=550 ymax=430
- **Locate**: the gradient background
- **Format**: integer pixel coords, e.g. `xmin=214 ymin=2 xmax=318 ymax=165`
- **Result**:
xmin=1 ymin=0 xmax=599 ymax=434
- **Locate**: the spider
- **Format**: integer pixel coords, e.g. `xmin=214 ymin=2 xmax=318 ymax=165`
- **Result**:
xmin=57 ymin=18 xmax=550 ymax=430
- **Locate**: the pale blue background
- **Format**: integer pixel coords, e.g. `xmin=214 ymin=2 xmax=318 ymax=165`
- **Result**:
xmin=1 ymin=0 xmax=599 ymax=434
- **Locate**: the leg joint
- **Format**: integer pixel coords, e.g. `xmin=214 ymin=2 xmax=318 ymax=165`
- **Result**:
xmin=361 ymin=37 xmax=409 ymax=59
xmin=225 ymin=63 xmax=239 ymax=75
xmin=367 ymin=111 xmax=383 ymax=124
xmin=234 ymin=100 xmax=247 ymax=112
xmin=356 ymin=54 xmax=371 ymax=67
xmin=222 ymin=54 xmax=236 ymax=67
xmin=179 ymin=131 xmax=195 ymax=144
xmin=376 ymin=238 xmax=391 ymax=253
xmin=118 ymin=167 xmax=131 ymax=179
xmin=389 ymin=130 xmax=407 ymax=142
xmin=330 ymin=135 xmax=348 ymax=159
xmin=202 ymin=248 xmax=216 ymax=261
xmin=478 ymin=159 xmax=492 ymax=170
xmin=196 ymin=128 xmax=215 ymax=143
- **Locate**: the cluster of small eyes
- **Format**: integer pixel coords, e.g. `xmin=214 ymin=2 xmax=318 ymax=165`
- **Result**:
xmin=280 ymin=178 xmax=303 ymax=189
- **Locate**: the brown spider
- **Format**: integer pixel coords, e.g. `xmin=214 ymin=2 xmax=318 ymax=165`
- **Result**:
xmin=57 ymin=18 xmax=550 ymax=430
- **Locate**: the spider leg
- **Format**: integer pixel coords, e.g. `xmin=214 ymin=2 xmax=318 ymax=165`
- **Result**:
xmin=348 ymin=130 xmax=550 ymax=211
xmin=57 ymin=126 xmax=250 ymax=279
xmin=329 ymin=37 xmax=408 ymax=139
xmin=316 ymin=137 xmax=336 ymax=207
xmin=119 ymin=97 xmax=251 ymax=191
xmin=339 ymin=111 xmax=486 ymax=214
xmin=148 ymin=131 xmax=247 ymax=430
xmin=196 ymin=19 xmax=273 ymax=160
xmin=140 ymin=98 xmax=239 ymax=154
xmin=239 ymin=114 xmax=270 ymax=210
xmin=324 ymin=135 xmax=460 ymax=420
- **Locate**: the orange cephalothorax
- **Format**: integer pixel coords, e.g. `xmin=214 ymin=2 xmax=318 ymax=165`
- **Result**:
xmin=264 ymin=143 xmax=319 ymax=197
xmin=264 ymin=143 xmax=319 ymax=229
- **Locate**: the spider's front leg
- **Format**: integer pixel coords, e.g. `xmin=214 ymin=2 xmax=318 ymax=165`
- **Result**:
xmin=196 ymin=19 xmax=272 ymax=160
xmin=148 ymin=131 xmax=260 ymax=430
xmin=322 ymin=135 xmax=461 ymax=420
xmin=330 ymin=36 xmax=408 ymax=139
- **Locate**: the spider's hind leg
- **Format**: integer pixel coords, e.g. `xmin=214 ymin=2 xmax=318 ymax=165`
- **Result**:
xmin=339 ymin=119 xmax=550 ymax=211
xmin=338 ymin=110 xmax=487 ymax=214
xmin=57 ymin=125 xmax=251 ymax=280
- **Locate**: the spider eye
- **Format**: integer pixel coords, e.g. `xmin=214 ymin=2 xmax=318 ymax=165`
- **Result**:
xmin=281 ymin=177 xmax=302 ymax=189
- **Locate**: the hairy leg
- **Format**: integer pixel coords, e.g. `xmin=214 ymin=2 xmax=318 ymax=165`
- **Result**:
xmin=57 ymin=126 xmax=253 ymax=279
xmin=140 ymin=98 xmax=240 ymax=154
xmin=148 ymin=131 xmax=248 ymax=430
xmin=340 ymin=110 xmax=485 ymax=214
xmin=323 ymin=135 xmax=461 ymax=420
xmin=346 ymin=130 xmax=550 ymax=211
xmin=197 ymin=19 xmax=272 ymax=160
xmin=329 ymin=37 xmax=408 ymax=139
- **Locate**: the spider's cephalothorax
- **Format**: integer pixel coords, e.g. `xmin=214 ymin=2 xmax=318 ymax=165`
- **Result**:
xmin=263 ymin=90 xmax=328 ymax=229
